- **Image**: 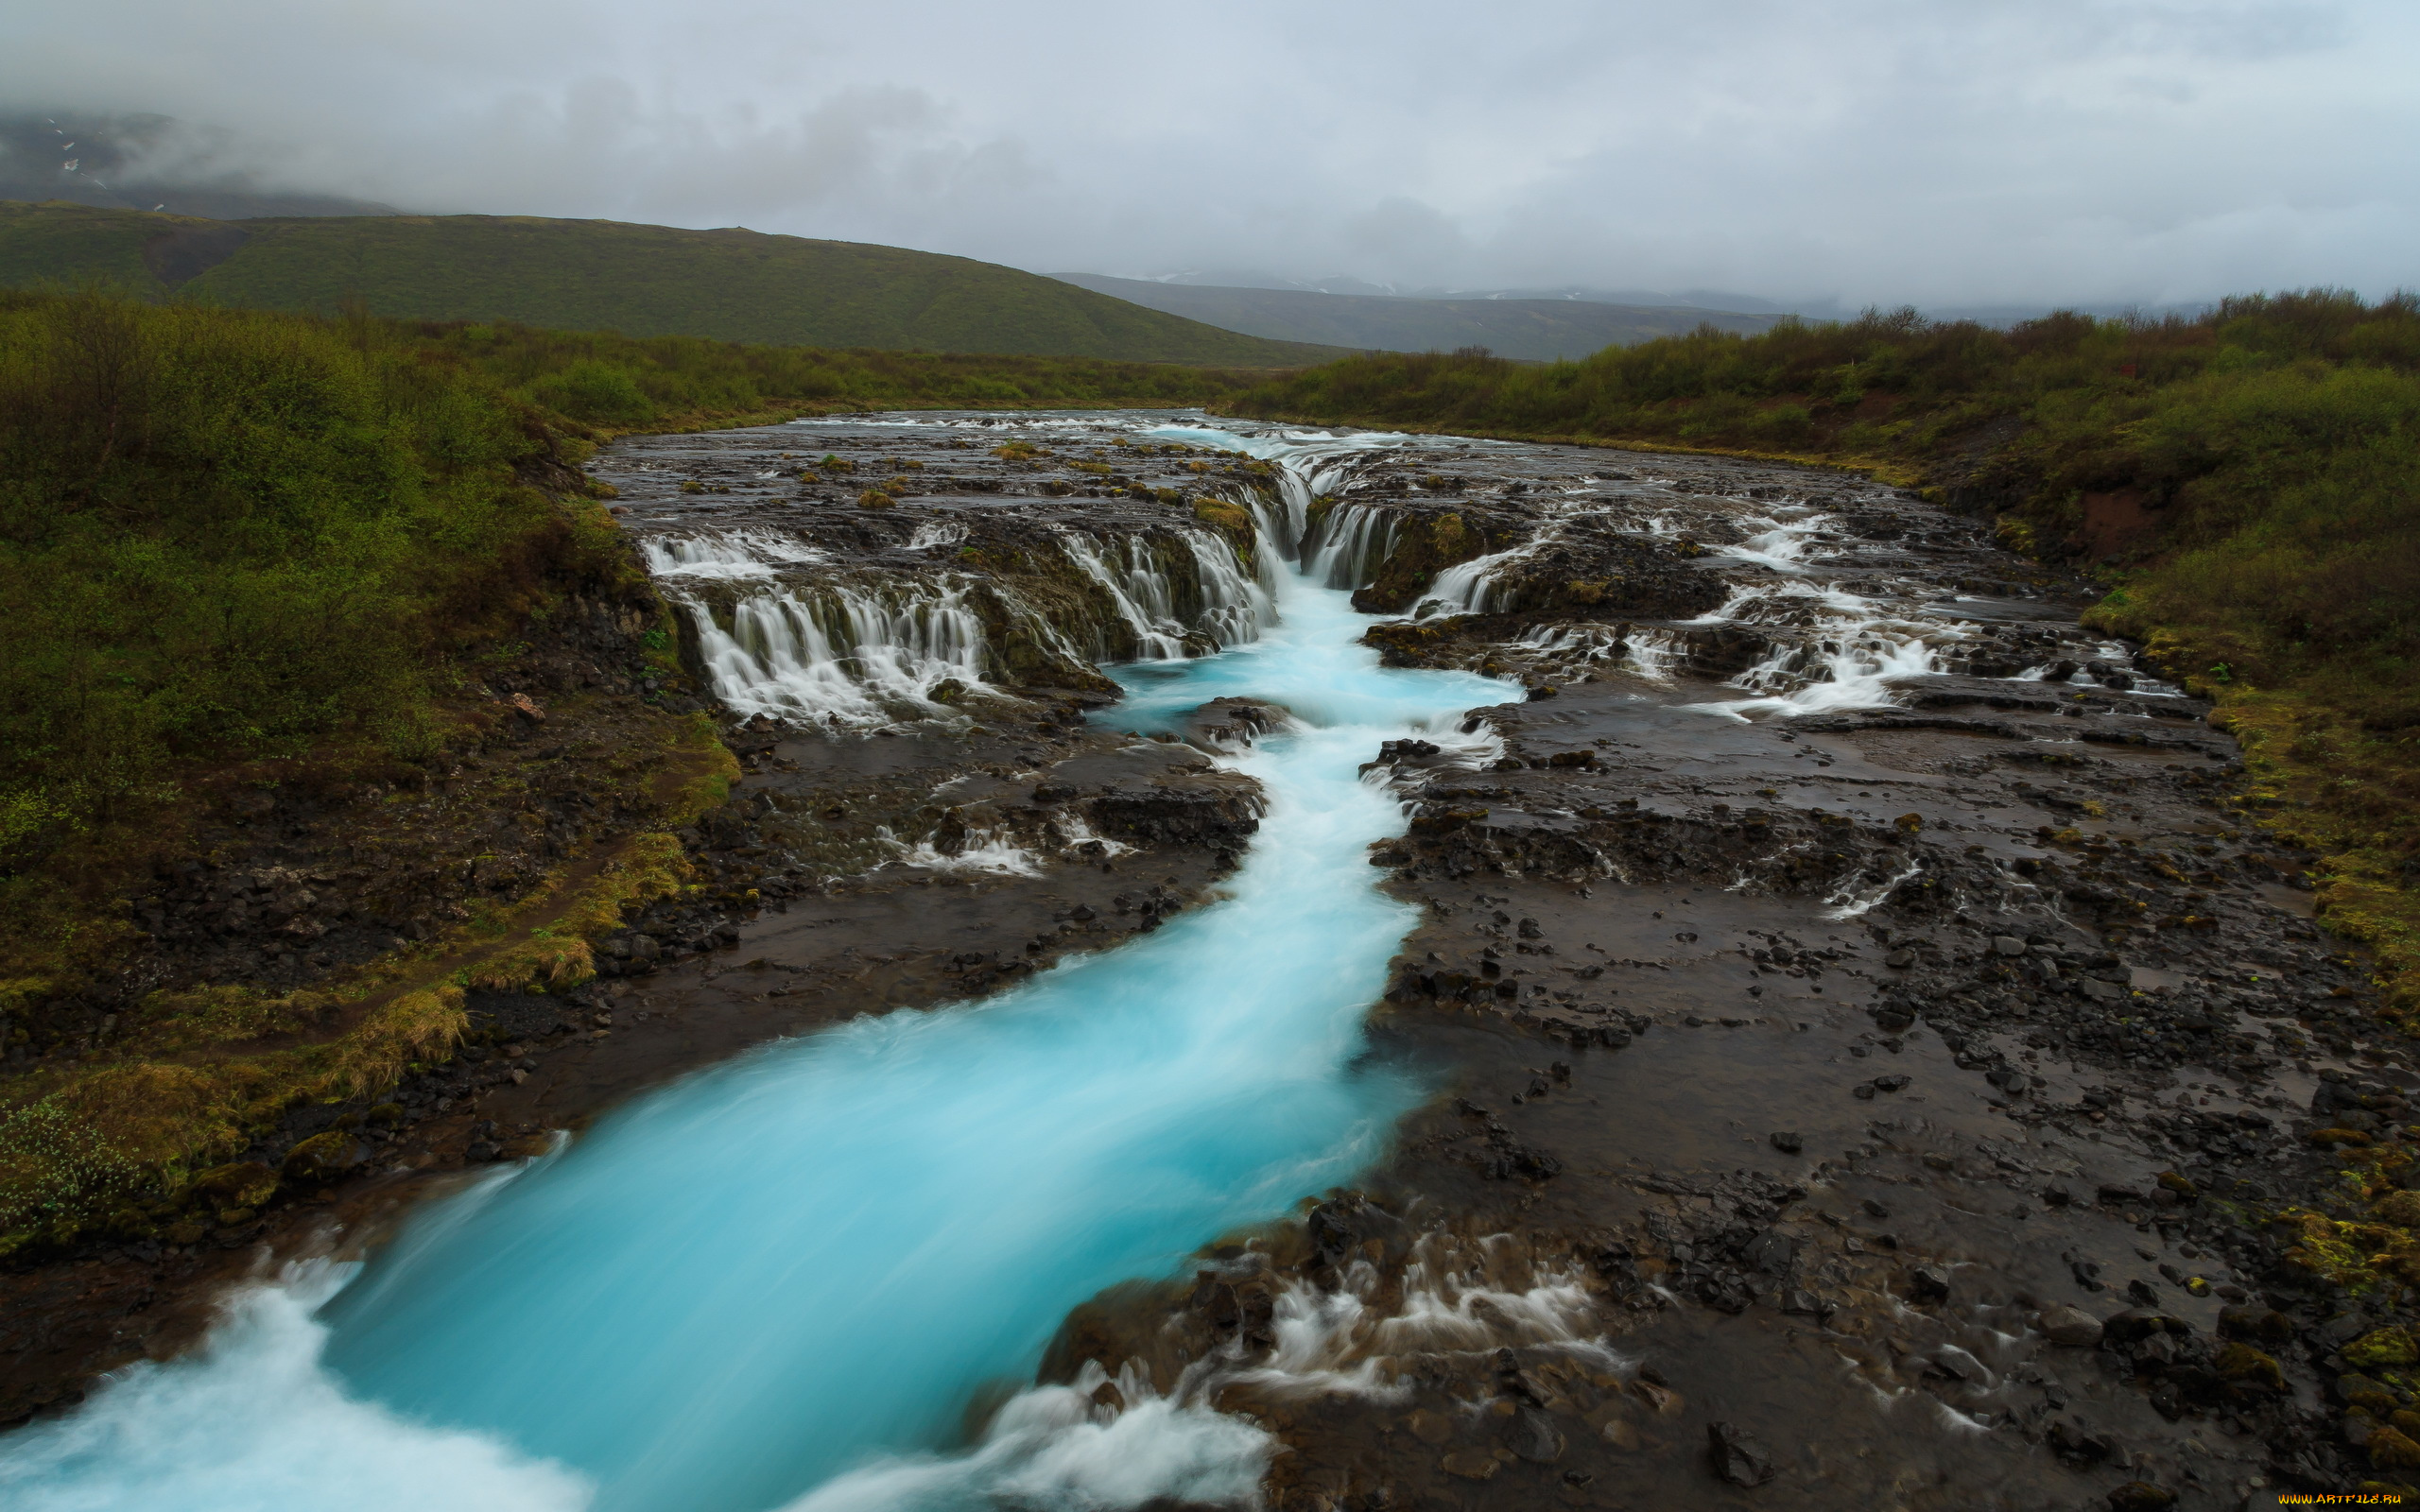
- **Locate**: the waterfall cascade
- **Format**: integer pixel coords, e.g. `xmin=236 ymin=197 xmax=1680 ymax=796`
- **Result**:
xmin=0 ymin=411 xmax=2185 ymax=1512
xmin=679 ymin=576 xmax=988 ymax=727
xmin=1059 ymin=532 xmax=1189 ymax=660
xmin=655 ymin=523 xmax=1277 ymax=730
xmin=641 ymin=532 xmax=827 ymax=580
xmin=1302 ymin=504 xmax=1398 ymax=591
xmin=1409 ymin=513 xmax=1569 ymax=618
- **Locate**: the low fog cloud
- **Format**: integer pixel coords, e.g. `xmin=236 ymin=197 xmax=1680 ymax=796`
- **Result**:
xmin=5 ymin=0 xmax=2412 ymax=307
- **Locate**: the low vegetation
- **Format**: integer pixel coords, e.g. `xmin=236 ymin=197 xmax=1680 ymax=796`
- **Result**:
xmin=0 ymin=199 xmax=1349 ymax=366
xmin=0 ymin=289 xmax=1265 ymax=1255
xmin=1234 ymin=293 xmax=2420 ymax=1014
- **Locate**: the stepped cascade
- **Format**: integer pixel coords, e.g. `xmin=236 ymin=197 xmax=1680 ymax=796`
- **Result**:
xmin=1 ymin=411 xmax=2232 ymax=1512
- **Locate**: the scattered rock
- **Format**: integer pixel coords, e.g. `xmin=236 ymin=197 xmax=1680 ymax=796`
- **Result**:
xmin=1440 ymin=1448 xmax=1501 ymax=1480
xmin=1706 ymin=1421 xmax=1777 ymax=1486
xmin=2039 ymin=1304 xmax=2104 ymax=1347
xmin=1508 ymin=1407 xmax=1565 ymax=1464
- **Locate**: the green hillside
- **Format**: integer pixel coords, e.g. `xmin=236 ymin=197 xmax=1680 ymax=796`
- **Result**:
xmin=0 ymin=200 xmax=1348 ymax=366
xmin=1057 ymin=271 xmax=1778 ymax=360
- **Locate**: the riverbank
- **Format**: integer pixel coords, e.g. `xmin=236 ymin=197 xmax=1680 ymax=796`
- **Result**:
xmin=5 ymin=407 xmax=2413 ymax=1510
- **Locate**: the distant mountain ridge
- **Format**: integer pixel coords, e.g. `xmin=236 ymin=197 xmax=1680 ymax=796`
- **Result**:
xmin=1053 ymin=273 xmax=1779 ymax=361
xmin=0 ymin=200 xmax=1349 ymax=366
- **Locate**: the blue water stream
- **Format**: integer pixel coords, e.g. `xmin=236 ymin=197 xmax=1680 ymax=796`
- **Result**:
xmin=0 ymin=440 xmax=1508 ymax=1512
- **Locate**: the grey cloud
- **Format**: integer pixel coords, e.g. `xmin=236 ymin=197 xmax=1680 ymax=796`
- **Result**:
xmin=2 ymin=0 xmax=2411 ymax=309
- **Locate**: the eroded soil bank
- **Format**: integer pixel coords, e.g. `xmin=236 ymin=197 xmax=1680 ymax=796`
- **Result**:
xmin=6 ymin=410 xmax=2408 ymax=1512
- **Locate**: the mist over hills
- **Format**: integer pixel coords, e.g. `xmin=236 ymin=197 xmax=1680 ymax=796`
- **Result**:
xmin=1097 ymin=269 xmax=2213 ymax=332
xmin=1054 ymin=272 xmax=1777 ymax=361
xmin=0 ymin=111 xmax=398 ymax=220
xmin=0 ymin=200 xmax=1346 ymax=366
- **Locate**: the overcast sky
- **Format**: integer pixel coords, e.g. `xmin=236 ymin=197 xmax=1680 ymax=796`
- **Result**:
xmin=7 ymin=0 xmax=2414 ymax=306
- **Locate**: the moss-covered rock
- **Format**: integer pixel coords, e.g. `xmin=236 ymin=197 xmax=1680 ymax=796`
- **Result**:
xmin=1361 ymin=617 xmax=1480 ymax=669
xmin=2377 ymin=1189 xmax=2420 ymax=1228
xmin=1354 ymin=512 xmax=1490 ymax=613
xmin=281 ymin=1131 xmax=362 ymax=1183
xmin=2348 ymin=1328 xmax=2420 ymax=1369
xmin=2374 ymin=1425 xmax=2420 ymax=1471
xmin=2340 ymin=1374 xmax=2400 ymax=1415
xmin=2212 ymin=1342 xmax=2285 ymax=1392
xmin=190 ymin=1160 xmax=278 ymax=1211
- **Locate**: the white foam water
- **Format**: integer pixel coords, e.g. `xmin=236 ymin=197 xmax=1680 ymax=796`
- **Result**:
xmin=675 ymin=578 xmax=989 ymax=729
xmin=1060 ymin=533 xmax=1189 ymax=660
xmin=0 ymin=1263 xmax=590 ymax=1512
xmin=642 ymin=532 xmax=828 ymax=581
xmin=887 ymin=825 xmax=1046 ymax=878
xmin=1690 ymin=624 xmax=1944 ymax=720
xmin=1303 ymin=504 xmax=1397 ymax=591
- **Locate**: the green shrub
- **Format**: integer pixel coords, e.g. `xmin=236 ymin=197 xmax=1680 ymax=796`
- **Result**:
xmin=533 ymin=359 xmax=658 ymax=423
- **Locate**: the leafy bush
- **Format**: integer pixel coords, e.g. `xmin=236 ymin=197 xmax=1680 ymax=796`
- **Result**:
xmin=0 ymin=292 xmax=567 ymax=864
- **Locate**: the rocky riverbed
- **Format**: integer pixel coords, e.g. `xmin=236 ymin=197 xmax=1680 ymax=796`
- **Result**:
xmin=7 ymin=409 xmax=2411 ymax=1512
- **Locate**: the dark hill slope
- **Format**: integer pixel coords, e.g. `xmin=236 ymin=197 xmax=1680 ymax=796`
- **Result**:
xmin=0 ymin=201 xmax=1346 ymax=365
xmin=1055 ymin=271 xmax=1778 ymax=360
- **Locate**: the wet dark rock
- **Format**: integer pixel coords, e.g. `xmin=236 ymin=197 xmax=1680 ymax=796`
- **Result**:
xmin=2105 ymin=1482 xmax=2176 ymax=1512
xmin=1706 ymin=1421 xmax=1777 ymax=1486
xmin=1508 ymin=1407 xmax=1565 ymax=1463
xmin=1907 ymin=1264 xmax=1952 ymax=1303
xmin=2102 ymin=1309 xmax=2195 ymax=1346
xmin=2219 ymin=1305 xmax=2296 ymax=1346
xmin=2039 ymin=1305 xmax=2105 ymax=1347
xmin=1438 ymin=1448 xmax=1501 ymax=1480
xmin=1742 ymin=1229 xmax=1798 ymax=1277
xmin=2048 ymin=1418 xmax=2114 ymax=1463
xmin=1768 ymin=1130 xmax=1803 ymax=1155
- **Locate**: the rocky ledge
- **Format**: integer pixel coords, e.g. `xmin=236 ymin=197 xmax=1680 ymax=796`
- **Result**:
xmin=9 ymin=412 xmax=2410 ymax=1512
